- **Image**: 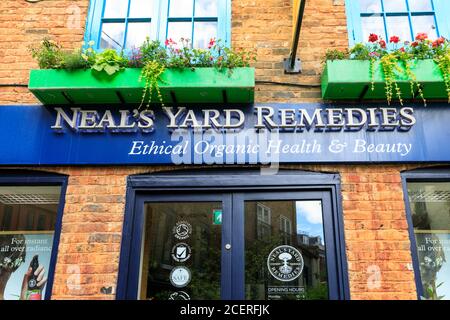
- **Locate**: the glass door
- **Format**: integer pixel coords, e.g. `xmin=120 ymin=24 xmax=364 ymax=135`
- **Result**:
xmin=128 ymin=193 xmax=232 ymax=300
xmin=232 ymin=191 xmax=338 ymax=300
xmin=121 ymin=189 xmax=342 ymax=300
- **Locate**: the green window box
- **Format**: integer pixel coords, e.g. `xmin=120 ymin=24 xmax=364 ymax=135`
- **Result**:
xmin=28 ymin=67 xmax=255 ymax=105
xmin=321 ymin=59 xmax=447 ymax=101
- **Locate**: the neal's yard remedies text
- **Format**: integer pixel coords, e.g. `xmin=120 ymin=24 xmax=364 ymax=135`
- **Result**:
xmin=51 ymin=106 xmax=416 ymax=132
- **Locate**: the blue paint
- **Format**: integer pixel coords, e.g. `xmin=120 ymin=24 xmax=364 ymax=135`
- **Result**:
xmin=0 ymin=104 xmax=449 ymax=165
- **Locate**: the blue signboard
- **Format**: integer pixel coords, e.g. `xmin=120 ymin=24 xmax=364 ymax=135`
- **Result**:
xmin=0 ymin=103 xmax=449 ymax=165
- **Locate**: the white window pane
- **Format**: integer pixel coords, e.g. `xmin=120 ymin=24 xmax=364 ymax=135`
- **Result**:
xmin=409 ymin=0 xmax=433 ymax=12
xmin=126 ymin=22 xmax=151 ymax=48
xmin=169 ymin=0 xmax=194 ymax=17
xmin=358 ymin=0 xmax=381 ymax=13
xmin=103 ymin=0 xmax=129 ymax=18
xmin=100 ymin=23 xmax=125 ymax=49
xmin=361 ymin=16 xmax=385 ymax=41
xmin=383 ymin=0 xmax=407 ymax=12
xmin=412 ymin=15 xmax=438 ymax=40
xmin=193 ymin=21 xmax=217 ymax=48
xmin=386 ymin=16 xmax=412 ymax=42
xmin=167 ymin=22 xmax=193 ymax=46
xmin=195 ymin=0 xmax=218 ymax=17
xmin=129 ymin=0 xmax=154 ymax=18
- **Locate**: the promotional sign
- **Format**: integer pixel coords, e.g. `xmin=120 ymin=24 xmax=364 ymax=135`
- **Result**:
xmin=0 ymin=233 xmax=53 ymax=300
xmin=0 ymin=103 xmax=450 ymax=165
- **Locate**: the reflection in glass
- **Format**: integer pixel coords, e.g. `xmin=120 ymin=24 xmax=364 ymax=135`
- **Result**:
xmin=167 ymin=22 xmax=193 ymax=45
xmin=361 ymin=16 xmax=385 ymax=41
xmin=358 ymin=0 xmax=381 ymax=13
xmin=195 ymin=0 xmax=218 ymax=17
xmin=245 ymin=200 xmax=328 ymax=300
xmin=383 ymin=0 xmax=407 ymax=12
xmin=103 ymin=0 xmax=129 ymax=18
xmin=193 ymin=22 xmax=217 ymax=48
xmin=100 ymin=23 xmax=125 ymax=49
xmin=139 ymin=202 xmax=221 ymax=300
xmin=0 ymin=186 xmax=61 ymax=300
xmin=409 ymin=0 xmax=433 ymax=12
xmin=129 ymin=0 xmax=154 ymax=18
xmin=126 ymin=22 xmax=152 ymax=48
xmin=407 ymin=182 xmax=450 ymax=300
xmin=412 ymin=15 xmax=438 ymax=40
xmin=386 ymin=16 xmax=412 ymax=42
xmin=169 ymin=0 xmax=194 ymax=17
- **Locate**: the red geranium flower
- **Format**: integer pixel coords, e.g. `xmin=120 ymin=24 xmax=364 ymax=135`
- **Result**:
xmin=411 ymin=41 xmax=419 ymax=47
xmin=389 ymin=36 xmax=400 ymax=44
xmin=399 ymin=47 xmax=405 ymax=52
xmin=368 ymin=33 xmax=378 ymax=42
xmin=415 ymin=33 xmax=428 ymax=41
xmin=208 ymin=38 xmax=216 ymax=49
xmin=379 ymin=39 xmax=386 ymax=48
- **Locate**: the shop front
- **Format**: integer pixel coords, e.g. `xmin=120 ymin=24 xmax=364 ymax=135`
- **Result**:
xmin=1 ymin=102 xmax=450 ymax=300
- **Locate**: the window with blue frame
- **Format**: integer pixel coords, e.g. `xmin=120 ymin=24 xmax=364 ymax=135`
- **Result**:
xmin=345 ymin=0 xmax=450 ymax=45
xmin=85 ymin=0 xmax=230 ymax=51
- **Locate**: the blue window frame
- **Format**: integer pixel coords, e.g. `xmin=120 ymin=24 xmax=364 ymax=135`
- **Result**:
xmin=0 ymin=172 xmax=67 ymax=300
xmin=85 ymin=0 xmax=231 ymax=51
xmin=345 ymin=0 xmax=450 ymax=46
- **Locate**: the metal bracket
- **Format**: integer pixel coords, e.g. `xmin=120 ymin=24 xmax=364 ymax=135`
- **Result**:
xmin=284 ymin=57 xmax=302 ymax=74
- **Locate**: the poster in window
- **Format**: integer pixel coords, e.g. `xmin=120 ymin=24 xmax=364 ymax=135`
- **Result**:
xmin=0 ymin=233 xmax=53 ymax=300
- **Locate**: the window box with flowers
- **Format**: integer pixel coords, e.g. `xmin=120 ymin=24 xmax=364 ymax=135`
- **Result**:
xmin=28 ymin=38 xmax=256 ymax=106
xmin=322 ymin=33 xmax=450 ymax=105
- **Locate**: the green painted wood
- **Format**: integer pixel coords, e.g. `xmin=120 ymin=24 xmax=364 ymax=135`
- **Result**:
xmin=28 ymin=67 xmax=255 ymax=105
xmin=322 ymin=59 xmax=447 ymax=101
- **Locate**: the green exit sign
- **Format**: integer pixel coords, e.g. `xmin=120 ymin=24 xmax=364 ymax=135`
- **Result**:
xmin=213 ymin=209 xmax=222 ymax=225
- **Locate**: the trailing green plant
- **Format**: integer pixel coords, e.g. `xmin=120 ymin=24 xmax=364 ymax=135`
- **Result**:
xmin=92 ymin=49 xmax=128 ymax=75
xmin=29 ymin=38 xmax=63 ymax=69
xmin=139 ymin=60 xmax=166 ymax=108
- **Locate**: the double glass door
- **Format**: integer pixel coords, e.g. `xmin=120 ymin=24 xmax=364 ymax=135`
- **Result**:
xmin=127 ymin=191 xmax=339 ymax=300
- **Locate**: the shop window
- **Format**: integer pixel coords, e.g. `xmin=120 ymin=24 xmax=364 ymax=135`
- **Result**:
xmin=0 ymin=181 xmax=66 ymax=300
xmin=345 ymin=0 xmax=450 ymax=45
xmin=404 ymin=178 xmax=450 ymax=300
xmin=256 ymin=203 xmax=272 ymax=240
xmin=85 ymin=0 xmax=230 ymax=51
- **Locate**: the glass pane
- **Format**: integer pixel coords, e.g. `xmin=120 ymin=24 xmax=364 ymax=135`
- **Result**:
xmin=407 ymin=182 xmax=450 ymax=300
xmin=169 ymin=0 xmax=194 ymax=17
xmin=358 ymin=0 xmax=382 ymax=13
xmin=129 ymin=0 xmax=154 ymax=18
xmin=361 ymin=16 xmax=385 ymax=42
xmin=0 ymin=186 xmax=61 ymax=300
xmin=195 ymin=0 xmax=218 ymax=17
xmin=139 ymin=202 xmax=222 ymax=300
xmin=126 ymin=22 xmax=151 ymax=48
xmin=409 ymin=0 xmax=433 ymax=12
xmin=193 ymin=21 xmax=217 ymax=48
xmin=383 ymin=0 xmax=407 ymax=12
xmin=245 ymin=200 xmax=328 ymax=300
xmin=386 ymin=16 xmax=412 ymax=42
xmin=412 ymin=15 xmax=438 ymax=40
xmin=103 ymin=0 xmax=129 ymax=18
xmin=167 ymin=22 xmax=193 ymax=46
xmin=100 ymin=23 xmax=125 ymax=50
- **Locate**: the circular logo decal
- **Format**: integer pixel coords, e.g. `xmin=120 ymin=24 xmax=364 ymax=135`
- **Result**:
xmin=267 ymin=245 xmax=304 ymax=282
xmin=173 ymin=221 xmax=192 ymax=240
xmin=169 ymin=291 xmax=190 ymax=300
xmin=170 ymin=266 xmax=191 ymax=288
xmin=171 ymin=243 xmax=191 ymax=262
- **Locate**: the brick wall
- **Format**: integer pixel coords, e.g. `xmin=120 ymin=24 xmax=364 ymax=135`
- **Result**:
xmin=0 ymin=0 xmax=423 ymax=300
xmin=27 ymin=164 xmax=418 ymax=300
xmin=0 ymin=0 xmax=88 ymax=104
